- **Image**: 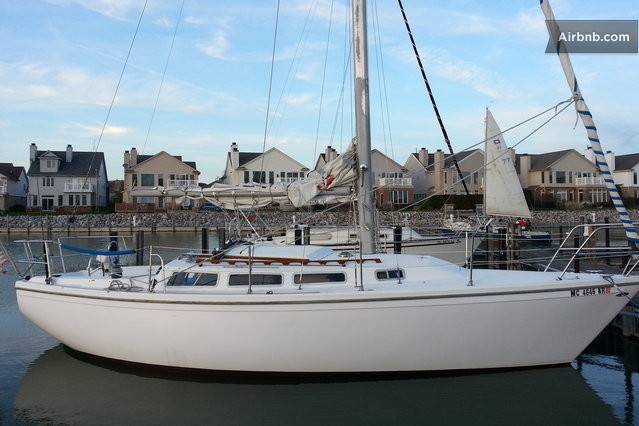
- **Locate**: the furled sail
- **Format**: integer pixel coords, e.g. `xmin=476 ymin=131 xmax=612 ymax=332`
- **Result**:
xmin=131 ymin=142 xmax=358 ymax=210
xmin=540 ymin=0 xmax=639 ymax=243
xmin=483 ymin=109 xmax=531 ymax=218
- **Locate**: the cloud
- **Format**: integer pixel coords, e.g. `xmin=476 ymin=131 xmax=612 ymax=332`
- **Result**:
xmin=285 ymin=93 xmax=316 ymax=106
xmin=389 ymin=46 xmax=520 ymax=100
xmin=44 ymin=0 xmax=141 ymax=21
xmin=198 ymin=30 xmax=230 ymax=59
xmin=68 ymin=122 xmax=129 ymax=137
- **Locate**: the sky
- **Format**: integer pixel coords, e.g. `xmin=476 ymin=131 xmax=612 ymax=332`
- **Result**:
xmin=1 ymin=0 xmax=637 ymax=183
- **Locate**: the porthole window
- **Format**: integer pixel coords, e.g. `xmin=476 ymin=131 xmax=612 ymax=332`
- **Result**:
xmin=376 ymin=269 xmax=405 ymax=280
xmin=294 ymin=273 xmax=346 ymax=284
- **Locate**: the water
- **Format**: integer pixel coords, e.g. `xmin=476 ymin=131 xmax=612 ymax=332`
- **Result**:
xmin=1 ymin=231 xmax=638 ymax=425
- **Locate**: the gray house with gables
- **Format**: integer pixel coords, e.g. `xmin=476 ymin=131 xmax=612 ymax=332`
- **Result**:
xmin=26 ymin=143 xmax=108 ymax=212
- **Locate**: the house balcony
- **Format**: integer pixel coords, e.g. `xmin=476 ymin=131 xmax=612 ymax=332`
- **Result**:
xmin=275 ymin=177 xmax=302 ymax=185
xmin=575 ymin=177 xmax=604 ymax=185
xmin=377 ymin=177 xmax=412 ymax=187
xmin=168 ymin=179 xmax=198 ymax=188
xmin=64 ymin=183 xmax=94 ymax=192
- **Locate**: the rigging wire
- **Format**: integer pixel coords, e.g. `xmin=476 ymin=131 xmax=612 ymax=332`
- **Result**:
xmin=141 ymin=0 xmax=185 ymax=156
xmin=396 ymin=0 xmax=470 ymax=197
xmin=313 ymin=0 xmax=336 ymax=166
xmin=68 ymin=0 xmax=148 ymax=218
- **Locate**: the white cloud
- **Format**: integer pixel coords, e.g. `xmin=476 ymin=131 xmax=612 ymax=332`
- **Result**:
xmin=69 ymin=122 xmax=129 ymax=137
xmin=198 ymin=30 xmax=230 ymax=60
xmin=44 ymin=0 xmax=141 ymax=21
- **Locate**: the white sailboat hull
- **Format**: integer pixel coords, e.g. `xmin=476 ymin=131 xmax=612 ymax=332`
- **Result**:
xmin=16 ymin=274 xmax=637 ymax=373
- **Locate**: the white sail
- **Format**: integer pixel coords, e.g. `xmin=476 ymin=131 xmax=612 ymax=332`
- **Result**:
xmin=483 ymin=109 xmax=531 ymax=218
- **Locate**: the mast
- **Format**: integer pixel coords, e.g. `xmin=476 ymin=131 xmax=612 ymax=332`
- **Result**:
xmin=352 ymin=0 xmax=376 ymax=254
xmin=540 ymin=0 xmax=639 ymax=244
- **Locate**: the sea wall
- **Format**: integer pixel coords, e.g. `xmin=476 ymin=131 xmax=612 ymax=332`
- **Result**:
xmin=0 ymin=209 xmax=636 ymax=232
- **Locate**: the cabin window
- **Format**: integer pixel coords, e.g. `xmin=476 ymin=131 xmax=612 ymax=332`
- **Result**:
xmin=294 ymin=273 xmax=346 ymax=284
xmin=229 ymin=274 xmax=282 ymax=286
xmin=376 ymin=269 xmax=405 ymax=280
xmin=167 ymin=272 xmax=218 ymax=286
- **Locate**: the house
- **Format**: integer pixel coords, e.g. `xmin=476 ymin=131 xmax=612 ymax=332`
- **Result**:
xmin=516 ymin=148 xmax=605 ymax=207
xmin=405 ymin=148 xmax=484 ymax=199
xmin=604 ymin=152 xmax=639 ymax=199
xmin=371 ymin=149 xmax=413 ymax=209
xmin=0 ymin=163 xmax=28 ymax=211
xmin=222 ymin=142 xmax=309 ymax=186
xmin=26 ymin=143 xmax=108 ymax=212
xmin=121 ymin=147 xmax=199 ymax=210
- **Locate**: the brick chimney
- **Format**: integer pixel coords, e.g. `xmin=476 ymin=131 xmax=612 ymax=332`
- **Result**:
xmin=418 ymin=148 xmax=429 ymax=167
xmin=230 ymin=142 xmax=239 ymax=168
xmin=130 ymin=147 xmax=138 ymax=166
xmin=434 ymin=149 xmax=445 ymax=192
xmin=29 ymin=143 xmax=37 ymax=163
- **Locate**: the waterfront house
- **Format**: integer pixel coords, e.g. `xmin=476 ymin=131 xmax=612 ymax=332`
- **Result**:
xmin=607 ymin=152 xmax=639 ymax=199
xmin=0 ymin=163 xmax=28 ymax=211
xmin=517 ymin=148 xmax=605 ymax=208
xmin=405 ymin=148 xmax=484 ymax=200
xmin=372 ymin=149 xmax=413 ymax=209
xmin=121 ymin=148 xmax=199 ymax=211
xmin=221 ymin=142 xmax=309 ymax=187
xmin=26 ymin=143 xmax=108 ymax=212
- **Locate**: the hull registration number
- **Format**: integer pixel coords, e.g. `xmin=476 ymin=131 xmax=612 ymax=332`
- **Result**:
xmin=570 ymin=287 xmax=610 ymax=297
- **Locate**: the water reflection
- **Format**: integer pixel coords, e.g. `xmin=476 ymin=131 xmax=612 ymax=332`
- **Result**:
xmin=16 ymin=345 xmax=618 ymax=426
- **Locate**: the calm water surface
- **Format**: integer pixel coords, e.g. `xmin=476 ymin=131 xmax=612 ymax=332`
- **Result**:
xmin=1 ymin=231 xmax=638 ymax=425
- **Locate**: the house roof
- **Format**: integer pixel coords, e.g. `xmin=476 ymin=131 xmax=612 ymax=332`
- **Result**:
xmin=0 ymin=163 xmax=25 ymax=181
xmin=136 ymin=152 xmax=197 ymax=171
xmin=517 ymin=149 xmax=573 ymax=171
xmin=239 ymin=152 xmax=262 ymax=166
xmin=443 ymin=150 xmax=480 ymax=168
xmin=27 ymin=151 xmax=105 ymax=176
xmin=615 ymin=153 xmax=639 ymax=171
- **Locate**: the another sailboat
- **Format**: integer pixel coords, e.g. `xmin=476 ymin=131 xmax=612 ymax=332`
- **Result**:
xmin=11 ymin=0 xmax=639 ymax=373
xmin=483 ymin=109 xmax=551 ymax=243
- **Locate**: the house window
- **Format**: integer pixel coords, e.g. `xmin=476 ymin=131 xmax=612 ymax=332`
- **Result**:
xmin=252 ymin=171 xmax=266 ymax=183
xmin=158 ymin=175 xmax=164 ymax=186
xmin=141 ymin=174 xmax=154 ymax=187
xmin=634 ymin=172 xmax=637 ymax=185
xmin=569 ymin=171 xmax=573 ymax=184
xmin=541 ymin=172 xmax=545 ymax=184
xmin=69 ymin=195 xmax=74 ymax=206
xmin=42 ymin=196 xmax=54 ymax=211
xmin=549 ymin=172 xmax=553 ymax=184
xmin=269 ymin=171 xmax=274 ymax=184
xmin=32 ymin=195 xmax=38 ymax=206
xmin=244 ymin=171 xmax=250 ymax=183
xmin=58 ymin=195 xmax=63 ymax=206
xmin=132 ymin=174 xmax=138 ymax=187
xmin=42 ymin=177 xmax=54 ymax=187
xmin=391 ymin=190 xmax=408 ymax=204
xmin=555 ymin=171 xmax=566 ymax=184
xmin=82 ymin=194 xmax=87 ymax=205
xmin=46 ymin=159 xmax=55 ymax=169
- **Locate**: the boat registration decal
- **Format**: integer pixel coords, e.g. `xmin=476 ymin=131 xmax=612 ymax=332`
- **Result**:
xmin=570 ymin=287 xmax=610 ymax=297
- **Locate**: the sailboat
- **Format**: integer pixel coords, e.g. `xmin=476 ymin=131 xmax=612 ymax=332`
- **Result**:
xmin=441 ymin=110 xmax=551 ymax=244
xmin=483 ymin=110 xmax=551 ymax=243
xmin=11 ymin=0 xmax=639 ymax=373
